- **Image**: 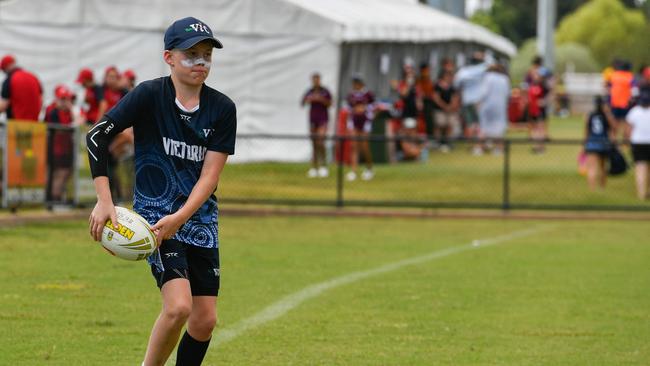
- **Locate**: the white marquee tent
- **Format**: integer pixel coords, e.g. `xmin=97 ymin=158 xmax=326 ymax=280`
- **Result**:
xmin=0 ymin=0 xmax=515 ymax=162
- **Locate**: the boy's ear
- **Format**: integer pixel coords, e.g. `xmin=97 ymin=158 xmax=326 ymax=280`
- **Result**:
xmin=163 ymin=50 xmax=174 ymax=67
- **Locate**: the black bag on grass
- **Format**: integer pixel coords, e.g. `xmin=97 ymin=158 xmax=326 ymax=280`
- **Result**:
xmin=608 ymin=147 xmax=628 ymax=176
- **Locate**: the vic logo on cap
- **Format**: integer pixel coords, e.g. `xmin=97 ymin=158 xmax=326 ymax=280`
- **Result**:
xmin=186 ymin=23 xmax=210 ymax=34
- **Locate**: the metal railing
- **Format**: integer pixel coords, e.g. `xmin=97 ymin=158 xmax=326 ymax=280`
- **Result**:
xmin=1 ymin=127 xmax=647 ymax=212
xmin=218 ymin=134 xmax=649 ymax=212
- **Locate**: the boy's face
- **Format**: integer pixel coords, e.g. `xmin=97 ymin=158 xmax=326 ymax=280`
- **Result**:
xmin=165 ymin=40 xmax=213 ymax=87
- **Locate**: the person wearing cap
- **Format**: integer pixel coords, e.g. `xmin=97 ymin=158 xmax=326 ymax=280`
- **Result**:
xmin=121 ymin=69 xmax=137 ymax=91
xmin=625 ymin=92 xmax=650 ymax=200
xmin=301 ymin=72 xmax=332 ymax=178
xmin=96 ymin=66 xmax=132 ymax=202
xmin=86 ymin=17 xmax=236 ymax=366
xmin=44 ymin=84 xmax=76 ymax=203
xmin=0 ymin=55 xmax=43 ymax=121
xmin=345 ymin=75 xmax=375 ymax=181
xmin=76 ymin=68 xmax=103 ymax=125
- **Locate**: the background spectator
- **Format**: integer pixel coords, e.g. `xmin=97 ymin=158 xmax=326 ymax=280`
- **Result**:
xmin=432 ymin=70 xmax=460 ymax=153
xmin=583 ymin=96 xmax=616 ymax=191
xmin=0 ymin=54 xmax=43 ymax=121
xmin=625 ymin=92 xmax=650 ymax=200
xmin=524 ymin=56 xmax=552 ymax=154
xmin=417 ymin=63 xmax=435 ymax=141
xmin=346 ymin=75 xmax=375 ymax=181
xmin=394 ymin=63 xmax=420 ymax=137
xmin=121 ymin=69 xmax=137 ymax=92
xmin=75 ymin=68 xmax=103 ymax=125
xmin=454 ymin=51 xmax=488 ymax=155
xmin=44 ymin=84 xmax=75 ymax=203
xmin=301 ymin=72 xmax=332 ymax=178
xmin=610 ymin=60 xmax=634 ymax=132
xmin=97 ymin=66 xmax=129 ymax=202
xmin=527 ymin=70 xmax=549 ymax=154
xmin=478 ymin=64 xmax=510 ymax=155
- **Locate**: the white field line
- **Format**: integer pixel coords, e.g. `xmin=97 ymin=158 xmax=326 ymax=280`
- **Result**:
xmin=209 ymin=226 xmax=548 ymax=349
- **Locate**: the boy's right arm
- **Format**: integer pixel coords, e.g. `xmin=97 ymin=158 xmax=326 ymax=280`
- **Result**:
xmin=86 ymin=116 xmax=131 ymax=241
xmin=86 ymin=83 xmax=147 ymax=241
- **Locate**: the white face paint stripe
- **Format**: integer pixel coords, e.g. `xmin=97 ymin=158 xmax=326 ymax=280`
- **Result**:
xmin=209 ymin=226 xmax=550 ymax=348
xmin=179 ymin=57 xmax=211 ymax=69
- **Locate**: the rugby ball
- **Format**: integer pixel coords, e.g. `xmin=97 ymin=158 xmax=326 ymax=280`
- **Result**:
xmin=101 ymin=206 xmax=157 ymax=261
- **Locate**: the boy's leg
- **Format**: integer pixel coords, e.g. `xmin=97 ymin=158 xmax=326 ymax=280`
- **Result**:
xmin=175 ymin=296 xmax=217 ymax=366
xmin=144 ymin=278 xmax=193 ymax=366
xmin=176 ymin=245 xmax=220 ymax=365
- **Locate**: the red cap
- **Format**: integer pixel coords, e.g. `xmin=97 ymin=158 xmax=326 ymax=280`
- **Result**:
xmin=123 ymin=69 xmax=136 ymax=81
xmin=54 ymin=84 xmax=74 ymax=99
xmin=105 ymin=65 xmax=118 ymax=76
xmin=76 ymin=68 xmax=94 ymax=83
xmin=1 ymin=54 xmax=16 ymax=71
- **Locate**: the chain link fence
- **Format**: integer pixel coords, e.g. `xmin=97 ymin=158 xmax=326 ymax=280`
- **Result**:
xmin=1 ymin=125 xmax=647 ymax=211
xmin=219 ymin=134 xmax=649 ymax=211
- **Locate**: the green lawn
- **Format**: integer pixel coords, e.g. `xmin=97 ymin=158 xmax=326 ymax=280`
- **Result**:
xmin=1 ymin=216 xmax=648 ymax=365
xmin=69 ymin=116 xmax=648 ymax=210
xmin=219 ymin=117 xmax=646 ymax=208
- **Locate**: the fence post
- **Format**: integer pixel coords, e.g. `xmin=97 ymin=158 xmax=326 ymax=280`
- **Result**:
xmin=502 ymin=139 xmax=511 ymax=211
xmin=336 ymin=135 xmax=344 ymax=208
xmin=1 ymin=122 xmax=6 ymax=209
xmin=72 ymin=125 xmax=80 ymax=207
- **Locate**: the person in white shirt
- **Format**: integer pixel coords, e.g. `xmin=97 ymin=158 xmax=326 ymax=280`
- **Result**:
xmin=478 ymin=63 xmax=510 ymax=155
xmin=625 ymin=93 xmax=650 ymax=200
xmin=454 ymin=51 xmax=488 ymax=155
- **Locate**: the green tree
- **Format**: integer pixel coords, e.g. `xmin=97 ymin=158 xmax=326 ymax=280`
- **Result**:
xmin=469 ymin=0 xmax=648 ymax=47
xmin=510 ymin=38 xmax=601 ymax=85
xmin=470 ymin=0 xmax=589 ymax=46
xmin=556 ymin=0 xmax=650 ymax=67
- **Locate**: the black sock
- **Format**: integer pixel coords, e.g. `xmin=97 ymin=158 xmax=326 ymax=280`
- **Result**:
xmin=176 ymin=331 xmax=211 ymax=366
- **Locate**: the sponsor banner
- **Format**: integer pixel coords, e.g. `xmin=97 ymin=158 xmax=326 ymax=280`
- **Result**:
xmin=6 ymin=120 xmax=47 ymax=205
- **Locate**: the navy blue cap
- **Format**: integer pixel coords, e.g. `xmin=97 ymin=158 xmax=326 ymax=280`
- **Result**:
xmin=164 ymin=17 xmax=223 ymax=50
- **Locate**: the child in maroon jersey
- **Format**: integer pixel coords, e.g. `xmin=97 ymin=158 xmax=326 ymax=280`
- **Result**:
xmin=301 ymin=73 xmax=332 ymax=178
xmin=346 ymin=75 xmax=375 ymax=181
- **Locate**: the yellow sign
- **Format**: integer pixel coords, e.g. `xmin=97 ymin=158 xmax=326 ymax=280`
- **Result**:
xmin=6 ymin=120 xmax=47 ymax=204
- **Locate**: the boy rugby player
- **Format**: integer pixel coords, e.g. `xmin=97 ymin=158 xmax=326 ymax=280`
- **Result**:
xmin=87 ymin=17 xmax=236 ymax=366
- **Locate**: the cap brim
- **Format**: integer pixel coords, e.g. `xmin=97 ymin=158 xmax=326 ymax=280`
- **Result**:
xmin=175 ymin=35 xmax=223 ymax=50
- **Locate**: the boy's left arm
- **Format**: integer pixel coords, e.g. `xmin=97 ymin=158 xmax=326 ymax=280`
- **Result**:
xmin=151 ymin=151 xmax=228 ymax=242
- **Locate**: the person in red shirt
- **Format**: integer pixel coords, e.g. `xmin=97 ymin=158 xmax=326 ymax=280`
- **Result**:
xmin=121 ymin=69 xmax=137 ymax=92
xmin=0 ymin=55 xmax=43 ymax=121
xmin=97 ymin=66 xmax=127 ymax=118
xmin=527 ymin=71 xmax=548 ymax=153
xmin=97 ymin=66 xmax=131 ymax=202
xmin=44 ymin=84 xmax=75 ymax=202
xmin=76 ymin=68 xmax=103 ymax=125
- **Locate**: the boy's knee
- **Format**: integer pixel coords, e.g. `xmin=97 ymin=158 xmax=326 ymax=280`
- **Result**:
xmin=163 ymin=302 xmax=192 ymax=324
xmin=188 ymin=313 xmax=217 ymax=340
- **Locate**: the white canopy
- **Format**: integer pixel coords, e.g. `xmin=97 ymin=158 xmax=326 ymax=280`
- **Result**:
xmin=0 ymin=0 xmax=515 ymax=162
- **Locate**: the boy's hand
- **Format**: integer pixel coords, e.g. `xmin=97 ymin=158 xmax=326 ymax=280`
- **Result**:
xmin=89 ymin=200 xmax=118 ymax=242
xmin=151 ymin=213 xmax=186 ymax=244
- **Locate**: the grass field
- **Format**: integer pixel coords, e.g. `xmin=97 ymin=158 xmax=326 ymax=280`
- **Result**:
xmin=67 ymin=116 xmax=650 ymax=209
xmin=218 ymin=116 xmax=648 ymax=208
xmin=1 ymin=215 xmax=649 ymax=365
